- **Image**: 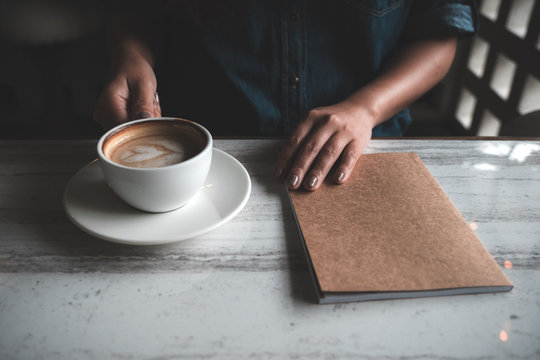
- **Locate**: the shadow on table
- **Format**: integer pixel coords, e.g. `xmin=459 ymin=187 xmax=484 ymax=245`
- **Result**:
xmin=3 ymin=139 xmax=317 ymax=304
xmin=232 ymin=138 xmax=319 ymax=304
xmin=275 ymin=184 xmax=319 ymax=304
xmin=2 ymin=165 xmax=249 ymax=274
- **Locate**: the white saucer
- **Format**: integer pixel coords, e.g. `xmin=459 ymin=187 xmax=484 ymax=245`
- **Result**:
xmin=64 ymin=148 xmax=251 ymax=245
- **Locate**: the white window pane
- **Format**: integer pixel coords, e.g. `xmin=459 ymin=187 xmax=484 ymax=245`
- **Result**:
xmin=468 ymin=37 xmax=489 ymax=77
xmin=456 ymin=88 xmax=477 ymax=129
xmin=478 ymin=111 xmax=502 ymax=136
xmin=506 ymin=0 xmax=534 ymax=38
xmin=480 ymin=0 xmax=501 ymax=21
xmin=518 ymin=75 xmax=540 ymax=114
xmin=490 ymin=54 xmax=516 ymax=100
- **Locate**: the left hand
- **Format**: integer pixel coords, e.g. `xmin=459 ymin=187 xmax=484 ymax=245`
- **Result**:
xmin=272 ymin=37 xmax=459 ymax=192
xmin=273 ymin=101 xmax=374 ymax=191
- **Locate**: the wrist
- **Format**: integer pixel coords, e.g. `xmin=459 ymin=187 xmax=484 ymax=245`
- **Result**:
xmin=114 ymin=38 xmax=153 ymax=65
xmin=341 ymin=92 xmax=382 ymax=130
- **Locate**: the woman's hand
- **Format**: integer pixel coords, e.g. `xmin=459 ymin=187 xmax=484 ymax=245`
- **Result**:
xmin=275 ymin=36 xmax=458 ymax=191
xmin=273 ymin=101 xmax=375 ymax=191
xmin=93 ymin=55 xmax=161 ymax=130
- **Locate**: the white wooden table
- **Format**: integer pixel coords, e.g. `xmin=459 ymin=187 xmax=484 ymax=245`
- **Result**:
xmin=1 ymin=139 xmax=539 ymax=359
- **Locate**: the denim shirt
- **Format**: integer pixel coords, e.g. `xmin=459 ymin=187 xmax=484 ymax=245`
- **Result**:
xmin=155 ymin=0 xmax=476 ymax=137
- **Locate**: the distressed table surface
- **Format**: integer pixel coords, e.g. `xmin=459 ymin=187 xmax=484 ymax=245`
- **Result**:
xmin=1 ymin=139 xmax=539 ymax=360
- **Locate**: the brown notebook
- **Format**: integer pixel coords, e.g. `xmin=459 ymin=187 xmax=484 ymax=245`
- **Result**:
xmin=287 ymin=152 xmax=513 ymax=303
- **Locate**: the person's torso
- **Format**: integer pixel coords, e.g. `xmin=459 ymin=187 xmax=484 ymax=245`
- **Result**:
xmin=157 ymin=0 xmax=412 ymax=136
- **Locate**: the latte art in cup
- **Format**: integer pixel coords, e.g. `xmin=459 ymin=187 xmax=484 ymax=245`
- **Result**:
xmin=102 ymin=120 xmax=207 ymax=168
xmin=109 ymin=135 xmax=189 ymax=168
xmin=97 ymin=118 xmax=213 ymax=212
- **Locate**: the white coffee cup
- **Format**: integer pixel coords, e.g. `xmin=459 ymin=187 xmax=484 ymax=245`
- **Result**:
xmin=97 ymin=117 xmax=213 ymax=212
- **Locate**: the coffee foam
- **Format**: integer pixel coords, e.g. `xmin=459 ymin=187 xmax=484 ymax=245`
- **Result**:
xmin=103 ymin=121 xmax=207 ymax=168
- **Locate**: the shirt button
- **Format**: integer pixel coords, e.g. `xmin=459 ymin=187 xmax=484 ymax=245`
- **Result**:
xmin=290 ymin=10 xmax=300 ymax=23
xmin=289 ymin=75 xmax=300 ymax=89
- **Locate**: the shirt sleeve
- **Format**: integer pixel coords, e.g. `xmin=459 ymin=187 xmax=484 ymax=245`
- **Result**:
xmin=404 ymin=0 xmax=478 ymax=40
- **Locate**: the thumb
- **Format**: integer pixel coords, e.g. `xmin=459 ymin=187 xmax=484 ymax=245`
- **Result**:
xmin=129 ymin=82 xmax=158 ymax=120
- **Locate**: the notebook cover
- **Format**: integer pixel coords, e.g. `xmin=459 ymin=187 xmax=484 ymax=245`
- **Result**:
xmin=287 ymin=152 xmax=513 ymax=303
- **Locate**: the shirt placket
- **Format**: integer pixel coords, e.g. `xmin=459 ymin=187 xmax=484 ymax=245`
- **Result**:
xmin=280 ymin=0 xmax=306 ymax=134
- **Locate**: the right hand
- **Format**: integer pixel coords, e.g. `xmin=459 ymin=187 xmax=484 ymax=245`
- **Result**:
xmin=93 ymin=56 xmax=161 ymax=131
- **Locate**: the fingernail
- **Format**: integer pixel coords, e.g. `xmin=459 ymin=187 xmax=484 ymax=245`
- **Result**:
xmin=287 ymin=174 xmax=299 ymax=187
xmin=135 ymin=111 xmax=151 ymax=119
xmin=272 ymin=167 xmax=283 ymax=179
xmin=305 ymin=175 xmax=318 ymax=188
xmin=335 ymin=171 xmax=345 ymax=183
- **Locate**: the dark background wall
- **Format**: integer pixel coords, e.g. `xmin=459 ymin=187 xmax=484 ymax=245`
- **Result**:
xmin=0 ymin=1 xmax=108 ymax=139
xmin=1 ymin=0 xmax=537 ymax=139
xmin=0 ymin=0 xmax=461 ymax=139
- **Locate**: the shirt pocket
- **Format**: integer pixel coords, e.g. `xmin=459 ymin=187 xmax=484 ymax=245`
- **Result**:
xmin=345 ymin=0 xmax=403 ymax=17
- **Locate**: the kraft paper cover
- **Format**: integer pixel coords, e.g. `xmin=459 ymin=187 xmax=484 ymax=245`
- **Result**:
xmin=289 ymin=153 xmax=513 ymax=293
